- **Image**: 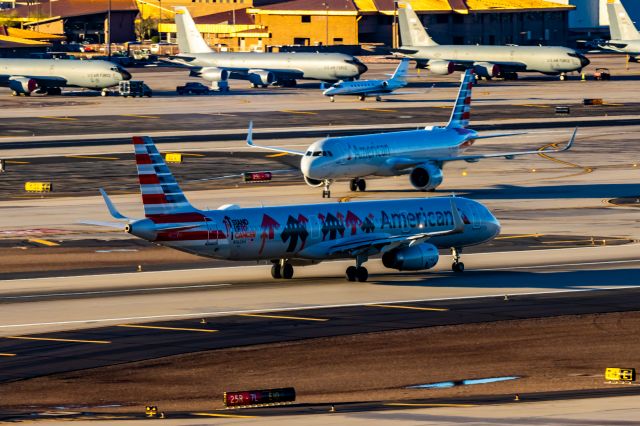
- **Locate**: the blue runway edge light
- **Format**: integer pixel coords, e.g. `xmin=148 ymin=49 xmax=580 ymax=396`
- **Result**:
xmin=408 ymin=376 xmax=520 ymax=389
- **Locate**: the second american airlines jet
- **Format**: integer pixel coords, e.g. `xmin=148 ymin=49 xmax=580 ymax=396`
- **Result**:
xmin=248 ymin=69 xmax=576 ymax=198
xmin=93 ymin=135 xmax=500 ymax=281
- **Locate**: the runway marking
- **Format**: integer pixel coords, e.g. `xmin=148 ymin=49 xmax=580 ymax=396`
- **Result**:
xmin=368 ymin=304 xmax=448 ymax=312
xmin=6 ymin=336 xmax=111 ymax=344
xmin=537 ymin=143 xmax=592 ymax=173
xmin=28 ymin=238 xmax=59 ymax=247
xmin=0 ymin=353 xmax=16 ymax=357
xmin=6 ymin=160 xmax=29 ymax=164
xmin=121 ymin=114 xmax=159 ymax=119
xmin=0 ymin=283 xmax=231 ymax=301
xmin=239 ymin=313 xmax=328 ymax=322
xmin=266 ymin=152 xmax=289 ymax=157
xmin=178 ymin=153 xmax=206 ymax=157
xmin=280 ymin=110 xmax=316 ymax=115
xmin=385 ymin=403 xmax=476 ymax=408
xmin=192 ymin=412 xmax=256 ymax=418
xmin=360 ymin=108 xmax=397 ymax=113
xmin=521 ymin=104 xmax=550 ymax=108
xmin=116 ymin=324 xmax=218 ymax=333
xmin=39 ymin=116 xmax=77 ymax=121
xmin=65 ymin=155 xmax=119 ymax=161
xmin=495 ymin=233 xmax=544 ymax=240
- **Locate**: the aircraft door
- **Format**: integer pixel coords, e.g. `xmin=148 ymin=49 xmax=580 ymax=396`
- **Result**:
xmin=470 ymin=204 xmax=482 ymax=230
xmin=205 ymin=217 xmax=219 ymax=246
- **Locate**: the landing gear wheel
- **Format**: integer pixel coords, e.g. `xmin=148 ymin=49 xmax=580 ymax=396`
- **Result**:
xmin=559 ymin=73 xmax=566 ymax=81
xmin=101 ymin=89 xmax=109 ymax=97
xmin=322 ymin=189 xmax=331 ymax=198
xmin=349 ymin=179 xmax=358 ymax=192
xmin=452 ymin=262 xmax=465 ymax=273
xmin=282 ymin=263 xmax=294 ymax=279
xmin=357 ymin=179 xmax=366 ymax=191
xmin=271 ymin=264 xmax=281 ymax=279
xmin=330 ymin=96 xmax=335 ymax=103
xmin=346 ymin=266 xmax=357 ymax=281
xmin=356 ymin=266 xmax=368 ymax=282
xmin=375 ymin=96 xmax=382 ymax=102
xmin=359 ymin=95 xmax=366 ymax=101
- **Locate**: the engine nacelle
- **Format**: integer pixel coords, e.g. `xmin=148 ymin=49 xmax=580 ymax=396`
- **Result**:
xmin=409 ymin=163 xmax=443 ymax=191
xmin=382 ymin=80 xmax=389 ymax=88
xmin=199 ymin=67 xmax=229 ymax=82
xmin=428 ymin=60 xmax=455 ymax=75
xmin=473 ymin=62 xmax=501 ymax=78
xmin=382 ymin=243 xmax=439 ymax=271
xmin=8 ymin=77 xmax=37 ymax=94
xmin=304 ymin=175 xmax=324 ymax=187
xmin=248 ymin=69 xmax=275 ymax=86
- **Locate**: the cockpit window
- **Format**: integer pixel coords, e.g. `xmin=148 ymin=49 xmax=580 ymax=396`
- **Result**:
xmin=312 ymin=151 xmax=322 ymax=156
xmin=567 ymin=53 xmax=580 ymax=58
xmin=305 ymin=151 xmax=312 ymax=156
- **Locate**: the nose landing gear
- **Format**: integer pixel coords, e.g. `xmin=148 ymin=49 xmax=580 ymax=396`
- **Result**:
xmin=322 ymin=179 xmax=333 ymax=198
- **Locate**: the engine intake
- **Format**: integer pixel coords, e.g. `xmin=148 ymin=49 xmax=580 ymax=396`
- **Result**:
xmin=382 ymin=243 xmax=439 ymax=271
xmin=9 ymin=77 xmax=37 ymax=94
xmin=473 ymin=62 xmax=501 ymax=78
xmin=198 ymin=67 xmax=229 ymax=82
xmin=409 ymin=163 xmax=443 ymax=191
xmin=248 ymin=69 xmax=275 ymax=86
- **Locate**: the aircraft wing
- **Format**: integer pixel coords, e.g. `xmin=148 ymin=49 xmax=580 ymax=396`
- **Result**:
xmin=437 ymin=128 xmax=577 ymax=163
xmin=325 ymin=198 xmax=465 ymax=258
xmin=245 ymin=121 xmax=306 ymax=156
xmin=0 ymin=74 xmax=67 ymax=88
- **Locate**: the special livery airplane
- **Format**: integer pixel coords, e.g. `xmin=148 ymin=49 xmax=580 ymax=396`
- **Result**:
xmin=170 ymin=6 xmax=367 ymax=88
xmin=93 ymin=136 xmax=500 ymax=281
xmin=396 ymin=2 xmax=589 ymax=80
xmin=248 ymin=69 xmax=576 ymax=198
xmin=0 ymin=58 xmax=131 ymax=96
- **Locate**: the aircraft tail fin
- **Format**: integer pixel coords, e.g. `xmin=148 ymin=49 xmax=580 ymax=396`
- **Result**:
xmin=390 ymin=58 xmax=411 ymax=81
xmin=175 ymin=6 xmax=213 ymax=54
xmin=397 ymin=2 xmax=439 ymax=47
xmin=446 ymin=69 xmax=474 ymax=129
xmin=132 ymin=136 xmax=199 ymax=217
xmin=608 ymin=0 xmax=640 ymax=41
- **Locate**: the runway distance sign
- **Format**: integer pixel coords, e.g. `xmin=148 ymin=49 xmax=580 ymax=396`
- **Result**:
xmin=224 ymin=387 xmax=295 ymax=407
xmin=605 ymin=368 xmax=636 ymax=382
xmin=243 ymin=171 xmax=273 ymax=183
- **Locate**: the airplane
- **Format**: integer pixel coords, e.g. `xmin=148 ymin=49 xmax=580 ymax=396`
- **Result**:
xmin=597 ymin=0 xmax=640 ymax=63
xmin=395 ymin=2 xmax=590 ymax=81
xmin=0 ymin=58 xmax=131 ymax=96
xmin=169 ymin=6 xmax=367 ymax=88
xmin=247 ymin=69 xmax=577 ymax=198
xmin=91 ymin=134 xmax=500 ymax=281
xmin=321 ymin=58 xmax=410 ymax=102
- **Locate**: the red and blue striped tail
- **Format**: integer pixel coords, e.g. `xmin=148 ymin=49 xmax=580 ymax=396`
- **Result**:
xmin=132 ymin=136 xmax=197 ymax=217
xmin=446 ymin=69 xmax=474 ymax=129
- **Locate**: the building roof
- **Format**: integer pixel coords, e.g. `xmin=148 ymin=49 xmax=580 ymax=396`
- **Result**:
xmin=0 ymin=35 xmax=51 ymax=47
xmin=5 ymin=0 xmax=139 ymax=20
xmin=251 ymin=0 xmax=358 ymax=14
xmin=195 ymin=8 xmax=254 ymax=25
xmin=371 ymin=0 xmax=571 ymax=13
xmin=5 ymin=26 xmax=65 ymax=40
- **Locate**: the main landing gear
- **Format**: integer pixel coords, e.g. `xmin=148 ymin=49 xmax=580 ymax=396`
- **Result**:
xmin=322 ymin=179 xmax=333 ymax=198
xmin=349 ymin=178 xmax=366 ymax=192
xmin=271 ymin=259 xmax=294 ymax=279
xmin=346 ymin=255 xmax=368 ymax=282
xmin=358 ymin=95 xmax=366 ymax=101
xmin=451 ymin=247 xmax=464 ymax=273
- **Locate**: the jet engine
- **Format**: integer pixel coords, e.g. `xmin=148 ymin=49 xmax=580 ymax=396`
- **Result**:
xmin=409 ymin=163 xmax=443 ymax=191
xmin=248 ymin=69 xmax=275 ymax=86
xmin=304 ymin=175 xmax=324 ymax=187
xmin=473 ymin=62 xmax=501 ymax=78
xmin=382 ymin=80 xmax=389 ymax=88
xmin=198 ymin=67 xmax=229 ymax=82
xmin=428 ymin=60 xmax=455 ymax=75
xmin=382 ymin=243 xmax=439 ymax=271
xmin=8 ymin=77 xmax=37 ymax=95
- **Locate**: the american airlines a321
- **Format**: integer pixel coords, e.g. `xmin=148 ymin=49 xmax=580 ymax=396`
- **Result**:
xmin=1 ymin=0 xmax=640 ymax=425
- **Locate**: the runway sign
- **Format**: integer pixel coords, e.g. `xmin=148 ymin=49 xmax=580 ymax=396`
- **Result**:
xmin=243 ymin=171 xmax=272 ymax=183
xmin=605 ymin=368 xmax=636 ymax=382
xmin=224 ymin=387 xmax=295 ymax=407
xmin=24 ymin=182 xmax=52 ymax=192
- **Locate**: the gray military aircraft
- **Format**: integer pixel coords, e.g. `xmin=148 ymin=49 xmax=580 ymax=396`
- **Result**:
xmin=321 ymin=58 xmax=411 ymax=102
xmin=396 ymin=2 xmax=589 ymax=80
xmin=248 ymin=69 xmax=576 ymax=198
xmin=170 ymin=6 xmax=367 ymax=88
xmin=0 ymin=58 xmax=131 ymax=96
xmin=92 ymin=135 xmax=500 ymax=281
xmin=598 ymin=0 xmax=640 ymax=62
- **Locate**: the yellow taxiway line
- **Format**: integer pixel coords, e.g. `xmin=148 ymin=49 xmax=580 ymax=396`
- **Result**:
xmin=239 ymin=313 xmax=328 ymax=322
xmin=179 ymin=153 xmax=206 ymax=157
xmin=39 ymin=116 xmax=77 ymax=121
xmin=116 ymin=324 xmax=218 ymax=333
xmin=121 ymin=114 xmax=159 ymax=119
xmin=266 ymin=152 xmax=289 ymax=158
xmin=28 ymin=238 xmax=59 ymax=247
xmin=192 ymin=412 xmax=257 ymax=418
xmin=368 ymin=304 xmax=448 ymax=312
xmin=0 ymin=353 xmax=16 ymax=357
xmin=280 ymin=110 xmax=316 ymax=115
xmin=6 ymin=160 xmax=30 ymax=164
xmin=537 ymin=143 xmax=590 ymax=171
xmin=495 ymin=233 xmax=544 ymax=240
xmin=6 ymin=336 xmax=111 ymax=344
xmin=521 ymin=104 xmax=550 ymax=108
xmin=66 ymin=155 xmax=119 ymax=161
xmin=385 ymin=403 xmax=476 ymax=408
xmin=360 ymin=108 xmax=397 ymax=113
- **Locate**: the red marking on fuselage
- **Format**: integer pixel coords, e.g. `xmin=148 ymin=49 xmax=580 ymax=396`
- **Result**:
xmin=155 ymin=230 xmax=225 ymax=242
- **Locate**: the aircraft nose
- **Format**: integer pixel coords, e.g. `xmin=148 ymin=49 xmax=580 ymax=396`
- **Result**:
xmin=579 ymin=54 xmax=590 ymax=68
xmin=357 ymin=62 xmax=368 ymax=75
xmin=300 ymin=156 xmax=312 ymax=177
xmin=119 ymin=68 xmax=132 ymax=80
xmin=489 ymin=215 xmax=501 ymax=239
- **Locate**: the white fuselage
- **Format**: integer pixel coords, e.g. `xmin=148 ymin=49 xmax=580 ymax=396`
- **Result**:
xmin=301 ymin=126 xmax=475 ymax=180
xmin=323 ymin=78 xmax=407 ymax=97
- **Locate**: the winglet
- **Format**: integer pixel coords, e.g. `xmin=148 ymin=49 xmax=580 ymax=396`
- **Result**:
xmin=99 ymin=188 xmax=128 ymax=221
xmin=246 ymin=121 xmax=254 ymax=146
xmin=563 ymin=127 xmax=577 ymax=151
xmin=450 ymin=197 xmax=465 ymax=234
